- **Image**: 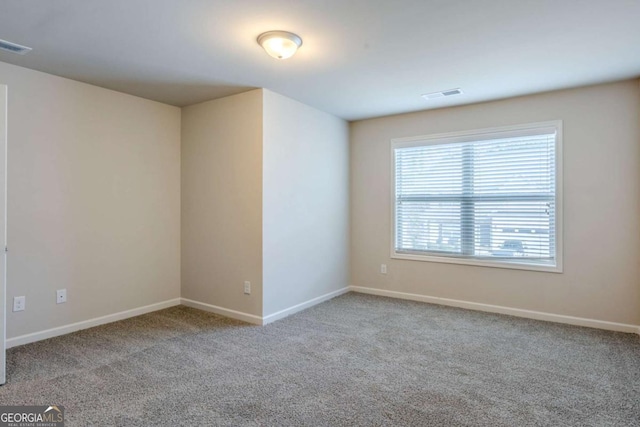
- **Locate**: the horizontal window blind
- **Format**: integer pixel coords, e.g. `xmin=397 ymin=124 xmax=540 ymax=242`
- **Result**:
xmin=394 ymin=128 xmax=557 ymax=266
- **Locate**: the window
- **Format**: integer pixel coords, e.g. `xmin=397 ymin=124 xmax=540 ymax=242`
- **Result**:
xmin=391 ymin=121 xmax=562 ymax=272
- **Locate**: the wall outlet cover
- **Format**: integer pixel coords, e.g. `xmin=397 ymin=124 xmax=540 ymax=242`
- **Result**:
xmin=56 ymin=289 xmax=67 ymax=304
xmin=13 ymin=296 xmax=25 ymax=312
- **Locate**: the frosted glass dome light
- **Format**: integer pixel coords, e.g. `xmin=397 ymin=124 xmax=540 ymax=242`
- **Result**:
xmin=257 ymin=31 xmax=303 ymax=60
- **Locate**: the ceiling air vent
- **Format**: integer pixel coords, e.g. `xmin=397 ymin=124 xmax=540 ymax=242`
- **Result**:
xmin=0 ymin=39 xmax=32 ymax=55
xmin=422 ymin=88 xmax=463 ymax=100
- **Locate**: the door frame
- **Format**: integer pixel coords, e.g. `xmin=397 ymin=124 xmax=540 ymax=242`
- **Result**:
xmin=0 ymin=84 xmax=7 ymax=385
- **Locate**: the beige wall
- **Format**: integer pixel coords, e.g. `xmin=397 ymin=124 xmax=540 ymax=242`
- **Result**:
xmin=181 ymin=90 xmax=263 ymax=316
xmin=1 ymin=61 xmax=181 ymax=339
xmin=4 ymin=58 xmax=635 ymax=339
xmin=262 ymin=90 xmax=349 ymax=316
xmin=351 ymin=80 xmax=640 ymax=325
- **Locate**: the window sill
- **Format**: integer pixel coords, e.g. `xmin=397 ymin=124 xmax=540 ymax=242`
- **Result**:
xmin=391 ymin=252 xmax=563 ymax=273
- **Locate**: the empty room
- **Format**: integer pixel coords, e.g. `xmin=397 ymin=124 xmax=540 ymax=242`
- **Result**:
xmin=0 ymin=1 xmax=639 ymax=425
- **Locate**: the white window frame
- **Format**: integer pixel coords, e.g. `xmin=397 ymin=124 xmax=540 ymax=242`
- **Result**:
xmin=390 ymin=121 xmax=563 ymax=273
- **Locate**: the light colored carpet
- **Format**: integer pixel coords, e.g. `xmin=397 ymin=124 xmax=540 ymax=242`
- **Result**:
xmin=0 ymin=293 xmax=639 ymax=426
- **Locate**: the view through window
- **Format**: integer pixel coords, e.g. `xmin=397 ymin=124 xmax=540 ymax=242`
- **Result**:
xmin=392 ymin=122 xmax=561 ymax=270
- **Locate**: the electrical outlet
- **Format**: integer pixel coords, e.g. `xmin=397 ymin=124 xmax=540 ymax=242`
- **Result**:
xmin=13 ymin=296 xmax=25 ymax=312
xmin=244 ymin=281 xmax=251 ymax=295
xmin=381 ymin=264 xmax=387 ymax=274
xmin=56 ymin=289 xmax=67 ymax=304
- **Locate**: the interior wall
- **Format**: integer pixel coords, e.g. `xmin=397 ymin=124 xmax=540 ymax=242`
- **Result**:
xmin=1 ymin=61 xmax=181 ymax=339
xmin=262 ymin=90 xmax=349 ymax=316
xmin=350 ymin=79 xmax=640 ymax=326
xmin=181 ymin=90 xmax=263 ymax=316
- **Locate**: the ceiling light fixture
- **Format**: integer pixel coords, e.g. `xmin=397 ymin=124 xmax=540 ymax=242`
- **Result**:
xmin=257 ymin=31 xmax=302 ymax=60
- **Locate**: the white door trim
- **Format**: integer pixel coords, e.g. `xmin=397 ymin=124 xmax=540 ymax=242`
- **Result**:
xmin=0 ymin=84 xmax=7 ymax=385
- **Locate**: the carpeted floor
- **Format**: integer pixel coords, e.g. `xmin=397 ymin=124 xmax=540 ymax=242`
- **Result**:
xmin=0 ymin=293 xmax=639 ymax=426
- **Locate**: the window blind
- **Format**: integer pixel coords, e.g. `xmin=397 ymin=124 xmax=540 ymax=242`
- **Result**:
xmin=394 ymin=128 xmax=557 ymax=266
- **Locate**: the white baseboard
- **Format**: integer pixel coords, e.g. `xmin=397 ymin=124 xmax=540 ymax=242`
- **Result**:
xmin=6 ymin=298 xmax=181 ymax=348
xmin=10 ymin=287 xmax=634 ymax=348
xmin=262 ymin=287 xmax=350 ymax=325
xmin=181 ymin=287 xmax=350 ymax=326
xmin=3 ymin=288 xmax=348 ymax=348
xmin=350 ymin=286 xmax=640 ymax=335
xmin=180 ymin=298 xmax=262 ymax=325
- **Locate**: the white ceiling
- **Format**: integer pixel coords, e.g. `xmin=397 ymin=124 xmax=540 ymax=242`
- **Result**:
xmin=0 ymin=0 xmax=639 ymax=121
